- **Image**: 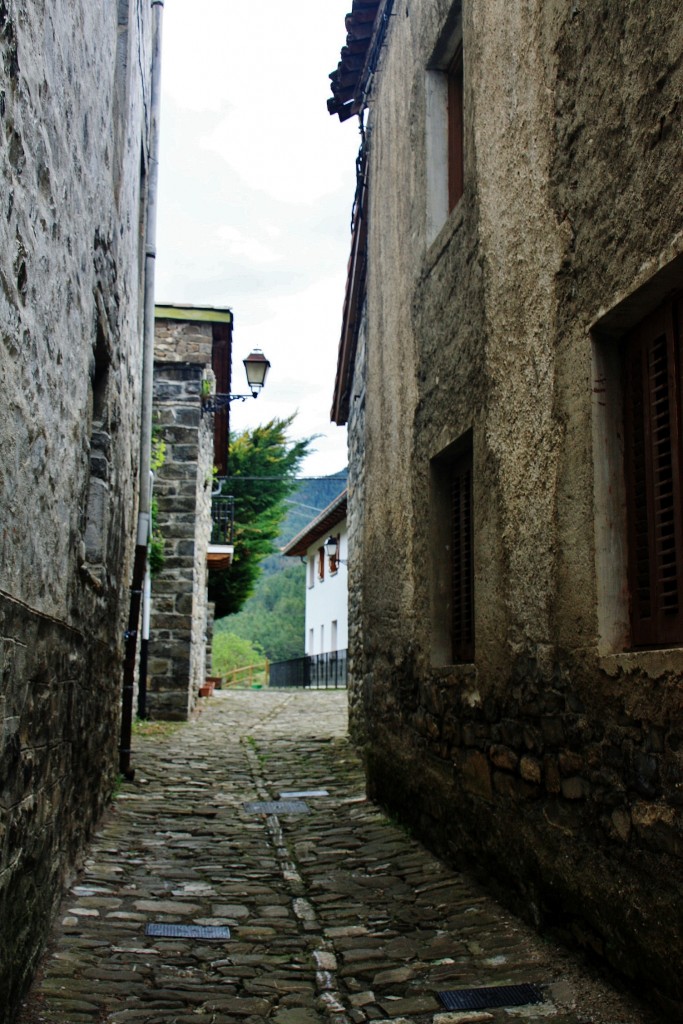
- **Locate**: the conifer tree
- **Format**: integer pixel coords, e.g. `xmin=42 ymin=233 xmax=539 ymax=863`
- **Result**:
xmin=208 ymin=415 xmax=312 ymax=617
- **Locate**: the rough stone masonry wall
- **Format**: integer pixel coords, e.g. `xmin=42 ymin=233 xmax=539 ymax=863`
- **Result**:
xmin=0 ymin=0 xmax=151 ymax=1017
xmin=148 ymin=359 xmax=213 ymax=720
xmin=346 ymin=312 xmax=368 ymax=747
xmin=350 ymin=0 xmax=683 ymax=1011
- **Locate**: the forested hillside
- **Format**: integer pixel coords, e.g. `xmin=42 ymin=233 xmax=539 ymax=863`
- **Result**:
xmin=213 ymin=471 xmax=347 ymax=663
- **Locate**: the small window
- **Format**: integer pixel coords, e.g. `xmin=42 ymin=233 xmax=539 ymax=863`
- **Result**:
xmin=431 ymin=432 xmax=474 ymax=664
xmin=623 ymin=296 xmax=683 ymax=646
xmin=318 ymin=546 xmax=325 ymax=581
xmin=425 ymin=5 xmax=464 ymax=243
xmin=447 ymin=45 xmax=464 ymax=211
xmin=83 ymin=320 xmax=112 ymax=566
xmin=450 ymin=447 xmax=474 ymax=660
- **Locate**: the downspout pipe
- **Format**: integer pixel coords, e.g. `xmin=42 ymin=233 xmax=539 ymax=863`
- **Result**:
xmin=120 ymin=0 xmax=164 ymax=777
xmin=137 ymin=470 xmax=154 ymax=719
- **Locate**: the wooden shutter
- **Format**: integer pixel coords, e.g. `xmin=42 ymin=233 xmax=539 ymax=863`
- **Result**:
xmin=624 ymin=298 xmax=683 ymax=646
xmin=212 ymin=322 xmax=231 ymax=476
xmin=451 ymin=450 xmax=474 ymax=661
xmin=447 ymin=46 xmax=464 ymax=211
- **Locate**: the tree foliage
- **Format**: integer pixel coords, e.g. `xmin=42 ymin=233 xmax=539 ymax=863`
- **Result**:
xmin=208 ymin=416 xmax=312 ymax=617
xmin=214 ymin=563 xmax=306 ymax=661
xmin=211 ymin=631 xmax=265 ymax=676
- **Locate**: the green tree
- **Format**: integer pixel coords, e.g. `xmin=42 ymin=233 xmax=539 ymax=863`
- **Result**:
xmin=214 ymin=562 xmax=306 ymax=661
xmin=212 ymin=632 xmax=264 ymax=676
xmin=208 ymin=415 xmax=312 ymax=617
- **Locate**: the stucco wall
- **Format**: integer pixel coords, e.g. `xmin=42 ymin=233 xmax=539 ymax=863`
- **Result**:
xmin=348 ymin=0 xmax=683 ymax=1007
xmin=0 ymin=0 xmax=151 ymax=1015
xmin=305 ymin=524 xmax=349 ymax=655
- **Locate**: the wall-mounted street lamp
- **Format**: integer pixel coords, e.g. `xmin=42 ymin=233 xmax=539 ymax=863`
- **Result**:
xmin=325 ymin=534 xmax=347 ymax=570
xmin=202 ymin=348 xmax=271 ymax=413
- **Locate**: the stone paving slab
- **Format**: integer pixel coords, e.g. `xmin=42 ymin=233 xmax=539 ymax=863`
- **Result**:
xmin=18 ymin=690 xmax=661 ymax=1024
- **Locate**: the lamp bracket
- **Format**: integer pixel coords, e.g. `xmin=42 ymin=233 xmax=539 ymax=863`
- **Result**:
xmin=202 ymin=392 xmax=258 ymax=415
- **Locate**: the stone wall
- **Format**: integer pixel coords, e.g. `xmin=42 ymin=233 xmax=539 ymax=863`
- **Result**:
xmin=0 ymin=0 xmax=152 ymax=1016
xmin=154 ymin=319 xmax=214 ymax=367
xmin=346 ymin=0 xmax=683 ymax=1009
xmin=346 ymin=311 xmax=368 ymax=747
xmin=148 ymin=361 xmax=213 ymax=719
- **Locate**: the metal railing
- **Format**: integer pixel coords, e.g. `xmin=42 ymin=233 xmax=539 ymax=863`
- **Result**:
xmin=211 ymin=495 xmax=235 ymax=546
xmin=269 ymin=649 xmax=347 ymax=689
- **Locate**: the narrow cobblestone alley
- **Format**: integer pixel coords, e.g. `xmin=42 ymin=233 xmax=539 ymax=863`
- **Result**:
xmin=18 ymin=691 xmax=661 ymax=1024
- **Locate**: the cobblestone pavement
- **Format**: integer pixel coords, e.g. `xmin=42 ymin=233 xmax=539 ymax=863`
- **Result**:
xmin=18 ymin=690 xmax=661 ymax=1024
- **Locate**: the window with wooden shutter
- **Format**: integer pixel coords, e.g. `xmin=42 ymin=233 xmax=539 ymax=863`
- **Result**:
xmin=447 ymin=45 xmax=464 ymax=211
xmin=425 ymin=8 xmax=465 ymax=242
xmin=623 ymin=297 xmax=683 ymax=646
xmin=451 ymin=449 xmax=474 ymax=661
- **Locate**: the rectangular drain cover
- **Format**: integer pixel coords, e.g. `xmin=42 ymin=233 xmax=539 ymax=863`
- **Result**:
xmin=243 ymin=800 xmax=309 ymax=815
xmin=438 ymin=984 xmax=544 ymax=1011
xmin=145 ymin=923 xmax=230 ymax=940
xmin=280 ymin=789 xmax=329 ymax=798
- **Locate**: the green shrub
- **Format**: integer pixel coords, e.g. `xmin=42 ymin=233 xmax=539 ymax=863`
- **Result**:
xmin=212 ymin=632 xmax=265 ymax=676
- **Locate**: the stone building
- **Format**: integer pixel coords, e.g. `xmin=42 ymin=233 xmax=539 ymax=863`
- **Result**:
xmin=0 ymin=0 xmax=156 ymax=1015
xmin=330 ymin=0 xmax=683 ymax=1009
xmin=148 ymin=305 xmax=233 ymax=719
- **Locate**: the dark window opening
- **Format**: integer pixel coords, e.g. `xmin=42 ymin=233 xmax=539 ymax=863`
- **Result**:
xmin=451 ymin=448 xmax=474 ymax=660
xmin=623 ymin=296 xmax=683 ymax=646
xmin=212 ymin=321 xmax=232 ymax=476
xmin=92 ymin=320 xmax=110 ymax=425
xmin=431 ymin=432 xmax=474 ymax=665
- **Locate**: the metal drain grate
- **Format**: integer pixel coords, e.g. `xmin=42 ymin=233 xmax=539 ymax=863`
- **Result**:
xmin=243 ymin=800 xmax=309 ymax=815
xmin=280 ymin=789 xmax=329 ymax=798
xmin=437 ymin=984 xmax=544 ymax=1011
xmin=145 ymin=923 xmax=231 ymax=940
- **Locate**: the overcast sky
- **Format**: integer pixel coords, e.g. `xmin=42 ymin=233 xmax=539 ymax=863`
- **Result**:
xmin=155 ymin=1 xmax=360 ymax=478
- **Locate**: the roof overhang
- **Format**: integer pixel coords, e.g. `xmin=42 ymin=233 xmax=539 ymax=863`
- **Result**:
xmin=282 ymin=490 xmax=348 ymax=557
xmin=207 ymin=544 xmax=234 ymax=571
xmin=327 ymin=1 xmax=384 ymax=122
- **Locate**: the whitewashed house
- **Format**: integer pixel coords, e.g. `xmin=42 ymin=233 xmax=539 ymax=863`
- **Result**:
xmin=282 ymin=490 xmax=348 ymax=657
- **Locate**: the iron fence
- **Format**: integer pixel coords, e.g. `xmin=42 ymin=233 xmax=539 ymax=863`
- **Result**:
xmin=269 ymin=649 xmax=347 ymax=689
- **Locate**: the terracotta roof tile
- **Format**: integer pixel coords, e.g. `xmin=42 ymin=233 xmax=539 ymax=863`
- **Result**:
xmin=327 ymin=1 xmax=381 ymax=121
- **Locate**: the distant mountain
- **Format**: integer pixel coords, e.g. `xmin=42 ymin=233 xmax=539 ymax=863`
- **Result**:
xmin=261 ymin=469 xmax=348 ymax=576
xmin=280 ymin=469 xmax=348 ymax=546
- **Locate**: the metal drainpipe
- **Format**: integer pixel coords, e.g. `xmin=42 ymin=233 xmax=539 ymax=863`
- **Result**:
xmin=137 ymin=470 xmax=154 ymax=720
xmin=137 ymin=563 xmax=152 ymax=719
xmin=120 ymin=0 xmax=164 ymax=778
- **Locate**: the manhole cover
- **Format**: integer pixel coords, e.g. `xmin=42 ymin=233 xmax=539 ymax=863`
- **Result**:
xmin=437 ymin=984 xmax=544 ymax=1011
xmin=243 ymin=800 xmax=309 ymax=815
xmin=145 ymin=923 xmax=231 ymax=940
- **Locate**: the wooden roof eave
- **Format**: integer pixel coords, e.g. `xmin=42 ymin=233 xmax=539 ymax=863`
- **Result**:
xmin=282 ymin=492 xmax=348 ymax=557
xmin=332 ymin=193 xmax=368 ymax=426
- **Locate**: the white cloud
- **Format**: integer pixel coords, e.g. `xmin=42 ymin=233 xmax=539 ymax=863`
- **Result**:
xmin=216 ymin=225 xmax=281 ymax=265
xmin=156 ymin=0 xmax=358 ymax=477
